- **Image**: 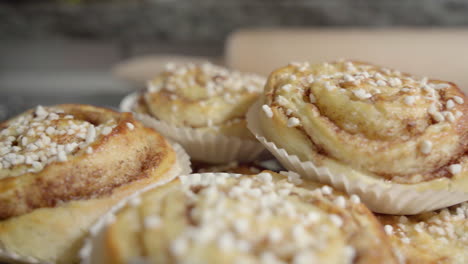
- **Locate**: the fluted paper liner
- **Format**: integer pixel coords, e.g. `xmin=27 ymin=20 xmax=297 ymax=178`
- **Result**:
xmin=79 ymin=172 xmax=244 ymax=264
xmin=247 ymin=100 xmax=468 ymax=215
xmin=120 ymin=93 xmax=264 ymax=164
xmin=0 ymin=141 xmax=191 ymax=264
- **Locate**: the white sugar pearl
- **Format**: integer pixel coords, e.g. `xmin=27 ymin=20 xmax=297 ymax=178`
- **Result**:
xmin=126 ymin=122 xmax=135 ymax=130
xmin=453 ymin=96 xmax=464 ymax=104
xmin=384 ymin=225 xmax=394 ymax=235
xmin=350 ymin=194 xmax=360 ymax=204
xmin=287 ymin=117 xmax=300 ymax=127
xmin=262 ymin=105 xmax=273 ymax=118
xmin=419 ymin=140 xmax=432 ymax=154
xmin=446 ymin=100 xmax=455 ymax=109
xmin=448 ymin=164 xmax=462 ymax=175
xmin=404 ymin=96 xmax=416 ymax=105
xmin=353 ymin=89 xmax=371 ymax=100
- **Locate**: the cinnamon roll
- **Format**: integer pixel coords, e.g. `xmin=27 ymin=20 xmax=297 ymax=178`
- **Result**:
xmin=0 ymin=104 xmax=190 ymax=263
xmin=378 ymin=202 xmax=468 ymax=264
xmin=121 ymin=62 xmax=266 ymax=164
xmin=81 ymin=171 xmax=397 ymax=264
xmin=249 ymin=60 xmax=467 ymax=214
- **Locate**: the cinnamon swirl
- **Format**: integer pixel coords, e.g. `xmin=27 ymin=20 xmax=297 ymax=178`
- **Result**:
xmin=0 ymin=104 xmax=189 ymax=263
xmin=121 ymin=62 xmax=266 ymax=163
xmin=81 ymin=171 xmax=397 ymax=264
xmin=249 ymin=60 xmax=467 ymax=213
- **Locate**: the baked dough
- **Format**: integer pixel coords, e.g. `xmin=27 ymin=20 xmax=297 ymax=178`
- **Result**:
xmin=378 ymin=202 xmax=468 ymax=264
xmin=0 ymin=104 xmax=187 ymax=263
xmin=134 ymin=62 xmax=265 ymax=140
xmin=86 ymin=171 xmax=398 ymax=264
xmin=257 ymin=61 xmax=467 ymax=186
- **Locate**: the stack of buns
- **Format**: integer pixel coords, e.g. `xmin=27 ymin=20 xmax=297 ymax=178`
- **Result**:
xmin=0 ymin=61 xmax=466 ymax=264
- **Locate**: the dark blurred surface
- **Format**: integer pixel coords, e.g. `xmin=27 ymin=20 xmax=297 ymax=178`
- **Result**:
xmin=2 ymin=0 xmax=468 ymax=43
xmin=1 ymin=0 xmax=468 ymax=121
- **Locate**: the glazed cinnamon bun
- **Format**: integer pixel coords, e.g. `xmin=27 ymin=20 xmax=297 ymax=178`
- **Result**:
xmin=81 ymin=171 xmax=397 ymax=264
xmin=0 ymin=104 xmax=190 ymax=263
xmin=248 ymin=60 xmax=467 ymax=214
xmin=121 ymin=62 xmax=266 ymax=164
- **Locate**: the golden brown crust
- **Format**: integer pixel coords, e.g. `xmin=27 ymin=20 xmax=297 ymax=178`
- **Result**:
xmin=0 ymin=104 xmax=185 ymax=264
xmin=0 ymin=155 xmax=180 ymax=264
xmin=94 ymin=171 xmax=398 ymax=264
xmin=259 ymin=60 xmax=467 ymax=184
xmin=0 ymin=104 xmax=176 ymax=219
xmin=377 ymin=202 xmax=468 ymax=264
xmin=134 ymin=62 xmax=265 ymax=140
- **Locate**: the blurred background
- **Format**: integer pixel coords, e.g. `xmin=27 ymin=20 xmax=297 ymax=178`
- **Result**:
xmin=1 ymin=0 xmax=468 ymax=121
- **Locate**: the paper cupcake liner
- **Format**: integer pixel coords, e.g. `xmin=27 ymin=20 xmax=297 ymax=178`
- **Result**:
xmin=79 ymin=172 xmax=242 ymax=264
xmin=120 ymin=92 xmax=265 ymax=164
xmin=0 ymin=141 xmax=190 ymax=264
xmin=166 ymin=140 xmax=193 ymax=177
xmin=247 ymin=100 xmax=468 ymax=215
